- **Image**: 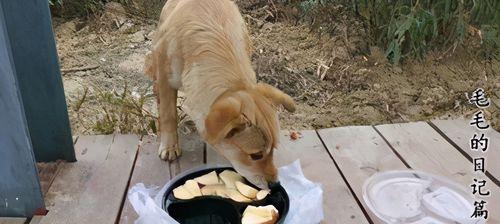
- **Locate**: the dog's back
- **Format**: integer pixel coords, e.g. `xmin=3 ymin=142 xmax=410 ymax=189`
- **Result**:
xmin=147 ymin=0 xmax=256 ymax=130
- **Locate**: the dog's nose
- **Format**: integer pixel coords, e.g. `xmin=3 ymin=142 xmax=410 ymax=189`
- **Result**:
xmin=268 ymin=180 xmax=280 ymax=188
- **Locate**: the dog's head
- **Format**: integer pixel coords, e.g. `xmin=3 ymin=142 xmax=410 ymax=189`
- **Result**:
xmin=204 ymin=83 xmax=295 ymax=189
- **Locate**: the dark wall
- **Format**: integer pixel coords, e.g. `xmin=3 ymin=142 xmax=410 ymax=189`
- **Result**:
xmin=1 ymin=0 xmax=76 ymax=162
xmin=0 ymin=2 xmax=44 ymax=216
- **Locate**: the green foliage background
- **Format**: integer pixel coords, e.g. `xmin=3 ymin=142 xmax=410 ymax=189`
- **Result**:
xmin=49 ymin=0 xmax=131 ymax=17
xmin=289 ymin=0 xmax=499 ymax=63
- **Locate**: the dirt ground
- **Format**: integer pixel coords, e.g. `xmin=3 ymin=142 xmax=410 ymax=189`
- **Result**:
xmin=53 ymin=2 xmax=500 ymax=135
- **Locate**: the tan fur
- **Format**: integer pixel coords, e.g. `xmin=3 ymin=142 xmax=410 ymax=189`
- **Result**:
xmin=145 ymin=0 xmax=295 ymax=188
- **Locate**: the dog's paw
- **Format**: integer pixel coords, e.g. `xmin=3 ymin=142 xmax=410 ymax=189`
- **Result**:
xmin=158 ymin=143 xmax=182 ymax=161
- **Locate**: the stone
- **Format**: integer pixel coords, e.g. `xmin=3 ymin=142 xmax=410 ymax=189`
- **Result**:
xmin=393 ymin=66 xmax=403 ymax=74
xmin=130 ymin=30 xmax=145 ymax=43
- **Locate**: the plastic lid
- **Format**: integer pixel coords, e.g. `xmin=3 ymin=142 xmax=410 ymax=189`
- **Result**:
xmin=362 ymin=170 xmax=485 ymax=224
xmin=408 ymin=216 xmax=445 ymax=224
xmin=422 ymin=187 xmax=474 ymax=223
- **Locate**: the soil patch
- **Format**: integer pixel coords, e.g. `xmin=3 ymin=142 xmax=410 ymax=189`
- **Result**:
xmin=54 ymin=2 xmax=499 ymax=135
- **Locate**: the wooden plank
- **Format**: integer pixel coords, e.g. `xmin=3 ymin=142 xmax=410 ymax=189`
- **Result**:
xmin=431 ymin=119 xmax=500 ymax=184
xmin=29 ymin=216 xmax=43 ymax=224
xmin=36 ymin=162 xmax=61 ymax=196
xmin=0 ymin=218 xmax=26 ymax=224
xmin=41 ymin=135 xmax=140 ymax=224
xmin=0 ymin=5 xmax=44 ymax=215
xmin=0 ymin=0 xmax=75 ymax=162
xmin=168 ymin=133 xmax=205 ymax=177
xmin=276 ymin=130 xmax=370 ymax=224
xmin=376 ymin=122 xmax=500 ymax=223
xmin=119 ymin=135 xmax=169 ymax=224
xmin=317 ymin=126 xmax=409 ymax=223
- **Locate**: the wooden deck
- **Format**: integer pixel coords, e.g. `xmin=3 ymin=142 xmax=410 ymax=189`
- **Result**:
xmin=3 ymin=119 xmax=499 ymax=224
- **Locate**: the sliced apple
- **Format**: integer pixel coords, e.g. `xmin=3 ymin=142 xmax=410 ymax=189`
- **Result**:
xmin=219 ymin=170 xmax=244 ymax=189
xmin=227 ymin=189 xmax=252 ymax=203
xmin=235 ymin=181 xmax=259 ymax=199
xmin=172 ymin=185 xmax=194 ymax=200
xmin=184 ymin=180 xmax=202 ymax=197
xmin=215 ymin=188 xmax=229 ymax=198
xmin=242 ymin=205 xmax=279 ymax=224
xmin=244 ymin=205 xmax=278 ymax=217
xmin=256 ymin=189 xmax=271 ymax=200
xmin=242 ymin=212 xmax=271 ymax=224
xmin=194 ymin=171 xmax=220 ymax=185
xmin=200 ymin=184 xmax=226 ymax=196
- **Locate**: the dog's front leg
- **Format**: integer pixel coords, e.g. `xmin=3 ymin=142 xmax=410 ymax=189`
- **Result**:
xmin=157 ymin=64 xmax=180 ymax=161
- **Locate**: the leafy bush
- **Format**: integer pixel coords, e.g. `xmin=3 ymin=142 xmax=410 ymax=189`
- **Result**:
xmin=360 ymin=0 xmax=499 ymax=63
xmin=49 ymin=0 xmax=131 ymax=18
xmin=90 ymin=83 xmax=157 ymax=135
xmin=293 ymin=0 xmax=500 ymax=63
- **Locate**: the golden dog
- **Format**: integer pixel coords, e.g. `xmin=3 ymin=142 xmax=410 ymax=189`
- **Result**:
xmin=145 ymin=0 xmax=295 ymax=188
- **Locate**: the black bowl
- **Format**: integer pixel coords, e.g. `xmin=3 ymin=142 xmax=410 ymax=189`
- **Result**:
xmin=162 ymin=166 xmax=289 ymax=224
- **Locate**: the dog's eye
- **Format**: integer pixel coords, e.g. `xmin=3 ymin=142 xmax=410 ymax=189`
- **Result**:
xmin=225 ymin=126 xmax=245 ymax=139
xmin=250 ymin=152 xmax=263 ymax=160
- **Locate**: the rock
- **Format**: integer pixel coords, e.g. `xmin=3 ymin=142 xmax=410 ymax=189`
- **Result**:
xmin=355 ymin=68 xmax=370 ymax=75
xmin=332 ymin=46 xmax=349 ymax=60
xmin=74 ymin=20 xmax=87 ymax=31
xmin=256 ymin=20 xmax=264 ymax=29
xmin=369 ymin=46 xmax=388 ymax=65
xmin=261 ymin=22 xmax=274 ymax=30
xmin=393 ymin=66 xmax=403 ymax=74
xmin=146 ymin=30 xmax=156 ymax=40
xmin=59 ymin=20 xmax=77 ymax=33
xmin=118 ymin=21 xmax=135 ymax=33
xmin=373 ymin=83 xmax=381 ymax=89
xmin=407 ymin=105 xmax=422 ymax=116
xmin=422 ymin=105 xmax=434 ymax=116
xmin=130 ymin=30 xmax=145 ymax=43
xmin=102 ymin=2 xmax=127 ymax=26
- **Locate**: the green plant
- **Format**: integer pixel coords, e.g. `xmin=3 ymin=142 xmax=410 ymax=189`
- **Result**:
xmin=361 ymin=0 xmax=499 ymax=63
xmin=480 ymin=25 xmax=500 ymax=60
xmin=92 ymin=83 xmax=157 ymax=135
xmin=383 ymin=4 xmax=438 ymax=64
xmin=291 ymin=0 xmax=499 ymax=63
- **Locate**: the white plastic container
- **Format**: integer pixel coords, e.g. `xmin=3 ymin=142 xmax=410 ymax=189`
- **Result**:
xmin=362 ymin=170 xmax=486 ymax=224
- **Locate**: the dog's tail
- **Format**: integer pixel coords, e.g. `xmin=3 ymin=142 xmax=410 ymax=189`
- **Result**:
xmin=144 ymin=51 xmax=156 ymax=81
xmin=144 ymin=50 xmax=160 ymax=110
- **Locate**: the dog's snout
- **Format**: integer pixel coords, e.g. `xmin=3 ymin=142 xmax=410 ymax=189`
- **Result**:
xmin=267 ymin=180 xmax=280 ymax=188
xmin=264 ymin=161 xmax=278 ymax=181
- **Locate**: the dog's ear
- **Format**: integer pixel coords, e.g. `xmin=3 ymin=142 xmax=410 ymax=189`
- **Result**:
xmin=255 ymin=83 xmax=296 ymax=112
xmin=204 ymin=96 xmax=247 ymax=145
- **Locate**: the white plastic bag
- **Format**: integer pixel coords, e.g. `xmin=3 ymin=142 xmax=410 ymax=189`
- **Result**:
xmin=279 ymin=160 xmax=324 ymax=224
xmin=128 ymin=183 xmax=179 ymax=224
xmin=127 ymin=160 xmax=324 ymax=224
